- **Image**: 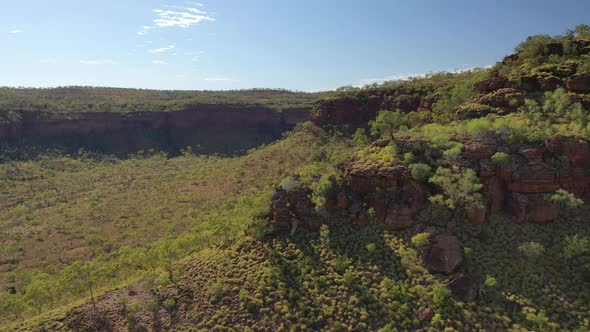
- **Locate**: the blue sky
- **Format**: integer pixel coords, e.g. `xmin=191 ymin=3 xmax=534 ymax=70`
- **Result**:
xmin=1 ymin=0 xmax=588 ymax=91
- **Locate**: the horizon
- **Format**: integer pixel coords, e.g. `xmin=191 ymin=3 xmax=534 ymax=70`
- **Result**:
xmin=1 ymin=0 xmax=588 ymax=91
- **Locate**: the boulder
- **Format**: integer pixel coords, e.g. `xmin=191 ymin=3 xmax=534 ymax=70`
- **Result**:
xmin=417 ymin=308 xmax=434 ymax=322
xmin=422 ymin=235 xmax=463 ymax=274
xmin=445 ymin=275 xmax=479 ymax=301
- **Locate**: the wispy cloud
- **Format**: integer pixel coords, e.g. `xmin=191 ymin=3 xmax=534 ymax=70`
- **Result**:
xmin=9 ymin=29 xmax=22 ymax=34
xmin=137 ymin=26 xmax=152 ymax=35
xmin=148 ymin=44 xmax=175 ymax=54
xmin=138 ymin=4 xmax=214 ymax=35
xmin=152 ymin=60 xmax=168 ymax=65
xmin=205 ymin=77 xmax=237 ymax=82
xmin=79 ymin=59 xmax=116 ymax=65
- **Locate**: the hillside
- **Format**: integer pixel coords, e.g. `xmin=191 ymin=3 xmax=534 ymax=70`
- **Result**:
xmin=2 ymin=26 xmax=590 ymax=332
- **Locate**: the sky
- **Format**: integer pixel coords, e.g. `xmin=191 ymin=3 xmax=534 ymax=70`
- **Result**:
xmin=1 ymin=0 xmax=588 ymax=91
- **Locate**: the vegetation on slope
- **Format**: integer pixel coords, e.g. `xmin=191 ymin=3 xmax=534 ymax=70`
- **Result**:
xmin=0 ymin=87 xmax=324 ymax=120
xmin=22 ymin=211 xmax=590 ymax=331
xmin=0 ymin=123 xmax=354 ymax=325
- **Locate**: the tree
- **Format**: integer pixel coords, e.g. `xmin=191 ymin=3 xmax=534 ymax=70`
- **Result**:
xmin=563 ymin=235 xmax=590 ymax=277
xmin=429 ymin=166 xmax=484 ymax=211
xmin=352 ymin=128 xmax=370 ymax=146
xmin=514 ymin=35 xmax=552 ymax=65
xmin=409 ymin=163 xmax=432 ymax=183
xmin=153 ymin=242 xmax=182 ymax=283
xmin=0 ymin=291 xmax=24 ymax=319
xmin=248 ymin=217 xmax=272 ymax=240
xmin=370 ymin=111 xmax=409 ymax=140
xmin=58 ymin=261 xmax=106 ymax=313
xmin=575 ymin=24 xmax=590 ymax=38
xmin=24 ymin=273 xmax=53 ymax=314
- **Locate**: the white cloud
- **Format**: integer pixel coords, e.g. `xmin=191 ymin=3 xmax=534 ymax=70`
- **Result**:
xmin=153 ymin=8 xmax=214 ymax=27
xmin=139 ymin=5 xmax=214 ymax=34
xmin=148 ymin=44 xmax=175 ymax=54
xmin=205 ymin=77 xmax=237 ymax=82
xmin=137 ymin=26 xmax=153 ymax=35
xmin=9 ymin=29 xmax=22 ymax=34
xmin=79 ymin=59 xmax=115 ymax=65
xmin=152 ymin=60 xmax=168 ymax=65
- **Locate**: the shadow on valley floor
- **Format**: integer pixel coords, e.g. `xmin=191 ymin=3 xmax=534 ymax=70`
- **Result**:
xmin=0 ymin=124 xmax=291 ymax=161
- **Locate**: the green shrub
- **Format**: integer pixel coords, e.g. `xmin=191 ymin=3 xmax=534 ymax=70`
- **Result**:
xmin=334 ymin=255 xmax=350 ymax=275
xmin=402 ymin=152 xmax=415 ymax=164
xmin=429 ymin=166 xmax=484 ymax=211
xmin=366 ymin=243 xmax=376 ymax=253
xmin=548 ymin=189 xmax=583 ymax=208
xmin=319 ymin=224 xmax=330 ymax=245
xmin=279 ymin=176 xmax=301 ymax=191
xmin=163 ymin=298 xmax=176 ymax=310
xmin=442 ymin=145 xmax=462 ymax=160
xmin=432 ymin=285 xmax=451 ymax=309
xmin=517 ymin=242 xmax=545 ymax=258
xmin=310 ymin=175 xmax=334 ymax=214
xmin=411 ymin=233 xmax=430 ymax=249
xmin=409 ymin=163 xmax=432 ymax=183
xmin=484 ymin=275 xmax=497 ymax=288
xmin=458 ymin=118 xmax=492 ymax=138
xmin=352 ymin=128 xmax=370 ymax=146
xmin=563 ymin=234 xmax=589 ymax=260
xmin=248 ymin=218 xmax=272 ymax=240
xmin=490 ymin=152 xmax=512 ymax=167
xmin=370 ymin=111 xmax=410 ymax=140
xmin=211 ymin=282 xmax=226 ymax=301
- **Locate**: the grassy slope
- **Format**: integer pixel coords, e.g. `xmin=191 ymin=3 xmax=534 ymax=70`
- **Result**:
xmin=18 ymin=210 xmax=589 ymax=331
xmin=0 ymin=123 xmax=354 ymax=326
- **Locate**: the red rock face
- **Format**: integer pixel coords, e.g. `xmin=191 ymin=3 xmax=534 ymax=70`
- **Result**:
xmin=0 ymin=106 xmax=311 ymax=156
xmin=474 ymin=78 xmax=509 ymax=94
xmin=476 ymin=88 xmax=524 ymax=109
xmin=565 ymin=75 xmax=590 ymax=93
xmin=0 ymin=106 xmax=310 ymax=140
xmin=344 ymin=165 xmax=426 ymax=230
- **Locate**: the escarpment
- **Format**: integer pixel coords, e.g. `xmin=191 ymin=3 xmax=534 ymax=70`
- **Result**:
xmin=269 ymin=135 xmax=590 ymax=232
xmin=0 ymin=105 xmax=311 ymax=156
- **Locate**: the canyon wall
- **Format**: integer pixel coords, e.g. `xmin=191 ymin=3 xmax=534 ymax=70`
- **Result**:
xmin=0 ymin=105 xmax=310 ymax=156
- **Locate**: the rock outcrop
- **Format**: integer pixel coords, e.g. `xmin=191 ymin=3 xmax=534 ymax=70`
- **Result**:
xmin=445 ymin=274 xmax=479 ymax=301
xmin=422 ymin=235 xmax=463 ymax=274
